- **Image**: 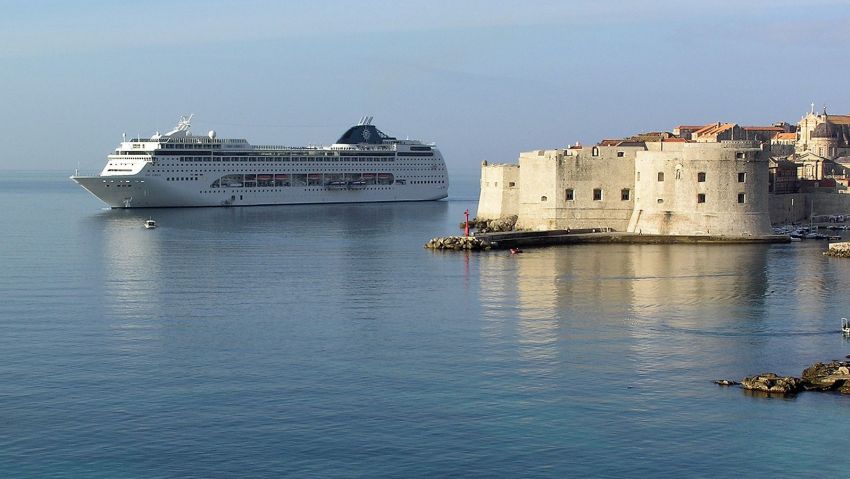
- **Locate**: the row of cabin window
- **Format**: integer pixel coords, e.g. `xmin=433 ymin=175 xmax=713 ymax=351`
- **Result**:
xmin=651 ymin=172 xmax=747 ymax=182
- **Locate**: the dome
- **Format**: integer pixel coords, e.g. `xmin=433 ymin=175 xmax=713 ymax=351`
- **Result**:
xmin=811 ymin=121 xmax=836 ymax=139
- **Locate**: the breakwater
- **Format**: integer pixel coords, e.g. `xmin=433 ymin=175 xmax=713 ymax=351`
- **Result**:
xmin=475 ymin=230 xmax=791 ymax=249
xmin=824 ymin=242 xmax=850 ymax=258
xmin=425 ymin=236 xmax=491 ymax=251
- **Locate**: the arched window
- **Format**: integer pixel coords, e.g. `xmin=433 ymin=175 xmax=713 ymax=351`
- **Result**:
xmin=592 ymin=147 xmax=599 ymax=157
xmin=541 ymin=195 xmax=548 ymax=202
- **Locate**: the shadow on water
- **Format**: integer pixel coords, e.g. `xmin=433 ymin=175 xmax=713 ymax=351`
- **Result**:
xmin=85 ymin=200 xmax=450 ymax=233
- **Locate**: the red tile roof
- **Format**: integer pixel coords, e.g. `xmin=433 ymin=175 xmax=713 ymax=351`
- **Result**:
xmin=693 ymin=122 xmax=735 ymax=137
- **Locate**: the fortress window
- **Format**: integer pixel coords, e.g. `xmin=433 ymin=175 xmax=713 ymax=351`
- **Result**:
xmin=697 ymin=172 xmax=706 ymax=182
xmin=738 ymin=193 xmax=746 ymax=204
xmin=541 ymin=196 xmax=548 ymax=202
xmin=565 ymin=188 xmax=574 ymax=201
xmin=592 ymin=147 xmax=599 ymax=157
xmin=736 ymin=152 xmax=748 ymax=159
xmin=621 ymin=189 xmax=630 ymax=201
xmin=697 ymin=193 xmax=706 ymax=203
xmin=657 ymin=172 xmax=665 ymax=182
xmin=509 ymin=182 xmax=516 ymax=187
xmin=593 ymin=189 xmax=603 ymax=201
xmin=617 ymin=151 xmax=625 ymax=157
xmin=738 ymin=172 xmax=746 ymax=183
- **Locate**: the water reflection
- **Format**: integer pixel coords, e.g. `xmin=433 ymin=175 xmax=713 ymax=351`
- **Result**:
xmin=89 ymin=212 xmax=166 ymax=348
xmin=478 ymin=243 xmax=777 ymax=379
xmin=87 ymin=201 xmax=452 ymax=333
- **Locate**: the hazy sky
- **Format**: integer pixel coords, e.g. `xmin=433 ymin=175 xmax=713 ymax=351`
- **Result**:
xmin=2 ymin=0 xmax=850 ymax=178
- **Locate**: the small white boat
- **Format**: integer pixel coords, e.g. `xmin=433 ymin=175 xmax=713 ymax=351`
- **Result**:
xmin=144 ymin=218 xmax=157 ymax=229
xmin=842 ymin=318 xmax=850 ymax=335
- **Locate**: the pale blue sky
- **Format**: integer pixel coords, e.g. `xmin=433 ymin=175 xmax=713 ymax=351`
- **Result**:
xmin=2 ymin=0 xmax=849 ymax=178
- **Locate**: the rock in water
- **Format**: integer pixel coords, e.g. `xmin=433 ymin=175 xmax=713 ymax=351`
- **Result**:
xmin=713 ymin=379 xmax=739 ymax=386
xmin=462 ymin=215 xmax=518 ymax=234
xmin=425 ymin=236 xmax=491 ymax=251
xmin=801 ymin=361 xmax=850 ymax=392
xmin=824 ymin=242 xmax=850 ymax=258
xmin=741 ymin=373 xmax=802 ymax=394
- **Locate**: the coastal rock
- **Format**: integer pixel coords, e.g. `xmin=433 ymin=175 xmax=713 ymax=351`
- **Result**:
xmin=801 ymin=361 xmax=850 ymax=392
xmin=461 ymin=215 xmax=518 ymax=234
xmin=713 ymin=379 xmax=739 ymax=386
xmin=425 ymin=236 xmax=491 ymax=251
xmin=741 ymin=373 xmax=802 ymax=394
xmin=824 ymin=242 xmax=850 ymax=258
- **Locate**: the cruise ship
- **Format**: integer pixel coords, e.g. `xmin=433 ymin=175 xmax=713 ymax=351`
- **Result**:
xmin=71 ymin=115 xmax=449 ymax=208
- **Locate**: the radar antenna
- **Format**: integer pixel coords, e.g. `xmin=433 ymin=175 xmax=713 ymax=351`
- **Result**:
xmin=163 ymin=114 xmax=195 ymax=137
xmin=176 ymin=114 xmax=193 ymax=131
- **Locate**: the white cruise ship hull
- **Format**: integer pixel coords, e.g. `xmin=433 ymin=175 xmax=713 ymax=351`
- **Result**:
xmin=71 ymin=175 xmax=447 ymax=208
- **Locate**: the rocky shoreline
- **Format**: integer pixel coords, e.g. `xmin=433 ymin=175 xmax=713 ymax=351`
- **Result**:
xmin=424 ymin=236 xmax=492 ymax=251
xmin=460 ymin=215 xmax=517 ymax=234
xmin=824 ymin=242 xmax=850 ymax=258
xmin=716 ymin=360 xmax=850 ymax=395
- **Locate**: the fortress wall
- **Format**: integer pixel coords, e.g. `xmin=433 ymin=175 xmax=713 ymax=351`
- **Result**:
xmin=768 ymin=194 xmax=807 ymax=224
xmin=515 ymin=146 xmax=640 ymax=231
xmin=809 ymin=191 xmax=850 ymax=216
xmin=768 ymin=192 xmax=850 ymax=224
xmin=516 ymin=151 xmax=561 ymax=230
xmin=628 ymin=141 xmax=772 ymax=236
xmin=476 ymin=163 xmax=520 ymax=220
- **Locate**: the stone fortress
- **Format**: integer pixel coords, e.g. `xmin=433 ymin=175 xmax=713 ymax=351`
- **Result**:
xmin=477 ymin=105 xmax=850 ymax=237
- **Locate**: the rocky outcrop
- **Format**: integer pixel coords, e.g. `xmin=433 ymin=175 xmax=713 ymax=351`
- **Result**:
xmin=713 ymin=379 xmax=739 ymax=386
xmin=801 ymin=361 xmax=850 ymax=392
xmin=425 ymin=236 xmax=491 ymax=251
xmin=462 ymin=215 xmax=518 ymax=234
xmin=741 ymin=373 xmax=803 ymax=394
xmin=824 ymin=242 xmax=850 ymax=258
xmin=732 ymin=360 xmax=850 ymax=396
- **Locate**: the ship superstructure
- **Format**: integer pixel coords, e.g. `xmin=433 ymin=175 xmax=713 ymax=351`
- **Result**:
xmin=71 ymin=115 xmax=449 ymax=208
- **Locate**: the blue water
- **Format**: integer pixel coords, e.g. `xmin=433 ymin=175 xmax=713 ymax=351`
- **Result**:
xmin=2 ymin=171 xmax=850 ymax=478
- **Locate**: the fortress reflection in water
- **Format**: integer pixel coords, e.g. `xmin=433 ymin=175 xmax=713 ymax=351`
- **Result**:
xmin=477 ymin=244 xmax=778 ymax=378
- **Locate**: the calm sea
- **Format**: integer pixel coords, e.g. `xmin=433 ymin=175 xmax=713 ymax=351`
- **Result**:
xmin=1 ymin=170 xmax=849 ymax=478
